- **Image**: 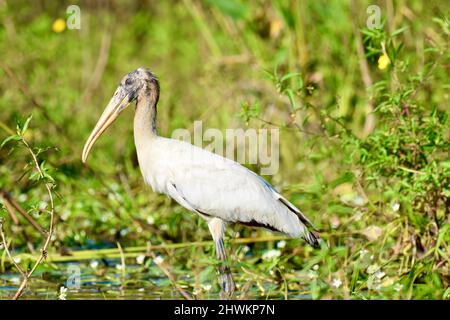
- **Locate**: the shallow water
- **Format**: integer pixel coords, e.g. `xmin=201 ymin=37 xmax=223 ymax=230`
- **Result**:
xmin=0 ymin=244 xmax=312 ymax=300
xmin=0 ymin=261 xmax=310 ymax=300
xmin=0 ymin=262 xmax=186 ymax=300
xmin=0 ymin=260 xmax=311 ymax=300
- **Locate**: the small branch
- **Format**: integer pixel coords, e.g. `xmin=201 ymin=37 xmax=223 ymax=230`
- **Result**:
xmin=0 ymin=223 xmax=26 ymax=276
xmin=149 ymin=251 xmax=194 ymax=300
xmin=254 ymin=117 xmax=321 ymax=136
xmin=398 ymin=166 xmax=425 ymax=175
xmin=116 ymin=241 xmax=126 ymax=286
xmin=0 ymin=136 xmax=56 ymax=300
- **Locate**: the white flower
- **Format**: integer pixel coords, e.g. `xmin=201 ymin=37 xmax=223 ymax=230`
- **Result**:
xmin=394 ymin=283 xmax=403 ymax=292
xmin=262 ymin=249 xmax=281 ymax=261
xmin=313 ymin=264 xmax=319 ymax=271
xmin=367 ymin=267 xmax=385 ymax=291
xmin=372 ymin=282 xmax=381 ymax=290
xmin=391 ymin=203 xmax=400 ymax=212
xmin=90 ymin=260 xmax=99 ymax=269
xmin=61 ymin=209 xmax=70 ymax=221
xmin=367 ymin=264 xmax=379 ymax=274
xmin=202 ymin=284 xmax=212 ymax=291
xmin=10 ymin=277 xmax=21 ymax=284
xmin=59 ymin=286 xmax=67 ymax=300
xmin=340 ymin=193 xmax=366 ymax=206
xmin=136 ymin=255 xmax=146 ymax=265
xmin=241 ymin=245 xmax=250 ymax=253
xmin=277 ymin=240 xmax=286 ymax=249
xmin=359 ymin=249 xmax=369 ymax=258
xmin=331 ymin=278 xmax=342 ymax=288
xmin=13 ymin=257 xmax=21 ymax=264
xmin=116 ymin=264 xmax=124 ymax=270
xmin=353 ymin=196 xmax=365 ymax=206
xmin=111 ymin=183 xmax=119 ymax=191
xmin=38 ymin=201 xmax=48 ymax=210
xmin=153 ymin=255 xmax=164 ymax=264
xmin=146 ymin=216 xmax=155 ymax=225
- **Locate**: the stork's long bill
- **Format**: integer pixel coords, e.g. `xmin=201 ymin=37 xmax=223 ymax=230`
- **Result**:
xmin=82 ymin=86 xmax=131 ymax=163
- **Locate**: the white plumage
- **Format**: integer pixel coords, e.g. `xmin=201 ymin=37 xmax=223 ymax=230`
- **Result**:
xmin=82 ymin=67 xmax=320 ymax=298
xmin=138 ymin=136 xmax=316 ymax=241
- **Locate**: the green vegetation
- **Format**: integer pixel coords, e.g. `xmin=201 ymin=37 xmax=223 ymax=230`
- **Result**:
xmin=0 ymin=0 xmax=448 ymax=300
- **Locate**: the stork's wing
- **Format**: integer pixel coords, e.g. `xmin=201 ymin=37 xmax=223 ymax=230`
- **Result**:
xmin=161 ymin=140 xmax=318 ymax=244
xmin=258 ymin=178 xmax=317 ymax=230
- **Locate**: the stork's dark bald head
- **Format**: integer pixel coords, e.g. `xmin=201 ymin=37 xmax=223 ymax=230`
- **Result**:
xmin=119 ymin=67 xmax=159 ymax=103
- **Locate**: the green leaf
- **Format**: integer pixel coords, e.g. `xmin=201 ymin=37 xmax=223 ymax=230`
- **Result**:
xmin=21 ymin=115 xmax=33 ymax=135
xmin=329 ymin=172 xmax=354 ymax=189
xmin=206 ymin=0 xmax=248 ymax=20
xmin=440 ymin=161 xmax=450 ymax=169
xmin=280 ymin=72 xmax=301 ymax=83
xmin=443 ymin=287 xmax=450 ymax=299
xmin=285 ymin=89 xmax=298 ymax=110
xmin=391 ymin=26 xmax=408 ymax=37
xmin=1 ymin=135 xmax=21 ymax=148
xmin=29 ymin=171 xmax=41 ymax=181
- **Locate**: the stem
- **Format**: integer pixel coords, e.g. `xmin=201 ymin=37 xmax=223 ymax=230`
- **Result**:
xmin=0 ymin=136 xmax=56 ymax=300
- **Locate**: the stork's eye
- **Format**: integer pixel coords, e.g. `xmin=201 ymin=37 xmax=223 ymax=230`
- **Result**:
xmin=125 ymin=78 xmax=133 ymax=86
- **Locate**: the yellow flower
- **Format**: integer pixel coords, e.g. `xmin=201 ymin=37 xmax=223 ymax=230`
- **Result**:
xmin=377 ymin=54 xmax=390 ymax=70
xmin=270 ymin=19 xmax=283 ymax=38
xmin=52 ymin=18 xmax=66 ymax=33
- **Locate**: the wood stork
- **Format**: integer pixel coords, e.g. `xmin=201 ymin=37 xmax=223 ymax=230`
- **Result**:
xmin=82 ymin=67 xmax=320 ymax=298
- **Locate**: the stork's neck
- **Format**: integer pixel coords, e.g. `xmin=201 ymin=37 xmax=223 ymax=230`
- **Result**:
xmin=133 ymin=89 xmax=158 ymax=151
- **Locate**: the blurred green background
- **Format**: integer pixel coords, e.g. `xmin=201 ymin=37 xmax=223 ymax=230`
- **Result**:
xmin=0 ymin=0 xmax=448 ymax=299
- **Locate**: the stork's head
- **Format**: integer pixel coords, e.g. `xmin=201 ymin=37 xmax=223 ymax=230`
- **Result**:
xmin=81 ymin=67 xmax=159 ymax=163
xmin=119 ymin=67 xmax=159 ymax=103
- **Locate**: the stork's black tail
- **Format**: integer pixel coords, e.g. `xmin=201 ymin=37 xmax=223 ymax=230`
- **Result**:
xmin=304 ymin=229 xmax=322 ymax=248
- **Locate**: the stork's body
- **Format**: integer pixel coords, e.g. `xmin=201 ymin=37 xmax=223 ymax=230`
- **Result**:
xmin=82 ymin=68 xmax=320 ymax=298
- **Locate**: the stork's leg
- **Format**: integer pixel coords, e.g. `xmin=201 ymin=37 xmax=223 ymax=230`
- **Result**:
xmin=215 ymin=234 xmax=235 ymax=299
xmin=207 ymin=218 xmax=235 ymax=299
